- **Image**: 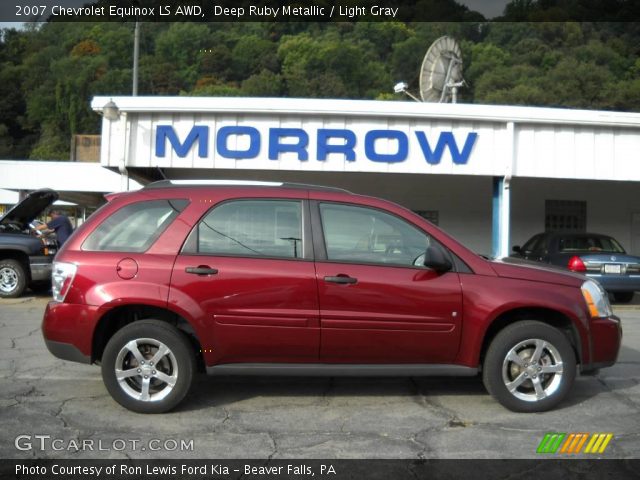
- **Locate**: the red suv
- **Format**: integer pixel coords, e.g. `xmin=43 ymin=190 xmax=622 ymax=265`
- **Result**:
xmin=42 ymin=181 xmax=621 ymax=413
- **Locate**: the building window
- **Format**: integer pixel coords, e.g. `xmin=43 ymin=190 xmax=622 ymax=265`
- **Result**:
xmin=414 ymin=210 xmax=439 ymax=226
xmin=545 ymin=200 xmax=586 ymax=232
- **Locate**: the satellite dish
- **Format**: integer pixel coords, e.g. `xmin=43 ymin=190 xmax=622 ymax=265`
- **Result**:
xmin=419 ymin=36 xmax=466 ymax=103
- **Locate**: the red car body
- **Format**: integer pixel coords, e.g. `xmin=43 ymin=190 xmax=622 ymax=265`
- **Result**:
xmin=42 ymin=182 xmax=621 ymax=412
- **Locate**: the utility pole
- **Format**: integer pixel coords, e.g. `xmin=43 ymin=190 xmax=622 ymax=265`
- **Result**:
xmin=132 ymin=21 xmax=140 ymax=95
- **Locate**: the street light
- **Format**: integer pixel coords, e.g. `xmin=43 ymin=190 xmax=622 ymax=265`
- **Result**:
xmin=102 ymin=100 xmax=120 ymax=121
xmin=393 ymin=82 xmax=422 ymax=102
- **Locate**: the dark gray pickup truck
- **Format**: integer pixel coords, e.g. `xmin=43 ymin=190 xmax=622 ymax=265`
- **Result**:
xmin=0 ymin=189 xmax=59 ymax=298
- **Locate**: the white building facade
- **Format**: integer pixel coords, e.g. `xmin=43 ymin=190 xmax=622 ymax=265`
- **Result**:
xmin=92 ymin=96 xmax=640 ymax=257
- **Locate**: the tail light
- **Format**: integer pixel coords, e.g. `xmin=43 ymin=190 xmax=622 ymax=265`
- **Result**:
xmin=568 ymin=256 xmax=586 ymax=272
xmin=52 ymin=262 xmax=77 ymax=302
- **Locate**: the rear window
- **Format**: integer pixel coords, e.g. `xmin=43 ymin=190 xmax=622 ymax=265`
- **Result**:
xmin=558 ymin=235 xmax=625 ymax=253
xmin=82 ymin=199 xmax=188 ymax=252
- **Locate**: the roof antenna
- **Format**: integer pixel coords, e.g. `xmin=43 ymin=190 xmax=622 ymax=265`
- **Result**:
xmin=156 ymin=167 xmax=167 ymax=180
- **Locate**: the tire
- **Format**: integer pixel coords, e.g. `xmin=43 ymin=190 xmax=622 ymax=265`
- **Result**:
xmin=0 ymin=259 xmax=27 ymax=298
xmin=483 ymin=321 xmax=576 ymax=412
xmin=101 ymin=320 xmax=196 ymax=413
xmin=613 ymin=292 xmax=634 ymax=304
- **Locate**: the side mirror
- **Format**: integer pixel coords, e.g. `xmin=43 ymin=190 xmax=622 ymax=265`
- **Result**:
xmin=423 ymin=245 xmax=453 ymax=273
xmin=512 ymin=245 xmax=522 ymax=254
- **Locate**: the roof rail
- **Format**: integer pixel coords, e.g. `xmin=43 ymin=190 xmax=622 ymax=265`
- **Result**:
xmin=143 ymin=179 xmax=352 ymax=193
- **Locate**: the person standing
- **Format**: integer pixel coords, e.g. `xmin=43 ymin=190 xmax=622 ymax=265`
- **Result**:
xmin=36 ymin=209 xmax=73 ymax=247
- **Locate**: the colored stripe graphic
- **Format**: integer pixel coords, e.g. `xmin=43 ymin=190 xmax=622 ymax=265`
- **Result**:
xmin=539 ymin=433 xmax=613 ymax=454
xmin=537 ymin=433 xmax=566 ymax=453
xmin=585 ymin=433 xmax=614 ymax=454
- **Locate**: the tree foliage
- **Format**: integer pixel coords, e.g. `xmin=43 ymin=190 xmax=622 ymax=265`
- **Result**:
xmin=1 ymin=2 xmax=640 ymax=159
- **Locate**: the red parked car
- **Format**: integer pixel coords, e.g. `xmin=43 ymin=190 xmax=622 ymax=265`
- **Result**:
xmin=42 ymin=181 xmax=621 ymax=413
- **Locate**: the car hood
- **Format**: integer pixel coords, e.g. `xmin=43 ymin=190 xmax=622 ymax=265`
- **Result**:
xmin=491 ymin=257 xmax=586 ymax=288
xmin=0 ymin=189 xmax=59 ymax=229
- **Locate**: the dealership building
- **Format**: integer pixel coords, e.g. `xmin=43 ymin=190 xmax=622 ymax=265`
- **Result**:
xmin=87 ymin=96 xmax=640 ymax=258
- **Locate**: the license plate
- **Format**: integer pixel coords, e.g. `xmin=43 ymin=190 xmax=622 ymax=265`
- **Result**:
xmin=604 ymin=264 xmax=622 ymax=274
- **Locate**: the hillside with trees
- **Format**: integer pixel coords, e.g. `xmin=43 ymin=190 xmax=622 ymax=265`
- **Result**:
xmin=1 ymin=1 xmax=639 ymax=159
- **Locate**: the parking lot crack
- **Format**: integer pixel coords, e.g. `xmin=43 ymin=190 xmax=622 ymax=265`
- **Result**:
xmin=409 ymin=378 xmax=473 ymax=429
xmin=266 ymin=432 xmax=278 ymax=461
xmin=408 ymin=434 xmax=429 ymax=460
xmin=54 ymin=397 xmax=74 ymax=429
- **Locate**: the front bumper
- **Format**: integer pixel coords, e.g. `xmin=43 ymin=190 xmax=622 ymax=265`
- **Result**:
xmin=581 ymin=314 xmax=622 ymax=373
xmin=29 ymin=255 xmax=53 ymax=282
xmin=41 ymin=301 xmax=100 ymax=364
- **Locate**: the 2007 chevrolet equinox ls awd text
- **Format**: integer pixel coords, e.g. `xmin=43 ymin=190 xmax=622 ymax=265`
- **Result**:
xmin=42 ymin=181 xmax=621 ymax=413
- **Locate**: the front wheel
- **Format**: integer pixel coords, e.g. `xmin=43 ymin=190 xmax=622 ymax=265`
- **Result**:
xmin=483 ymin=321 xmax=576 ymax=412
xmin=101 ymin=320 xmax=195 ymax=413
xmin=0 ymin=259 xmax=27 ymax=298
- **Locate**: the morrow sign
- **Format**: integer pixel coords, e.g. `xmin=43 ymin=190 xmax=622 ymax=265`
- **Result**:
xmin=155 ymin=125 xmax=478 ymax=165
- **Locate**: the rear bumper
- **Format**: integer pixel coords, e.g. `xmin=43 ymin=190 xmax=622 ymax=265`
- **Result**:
xmin=41 ymin=301 xmax=100 ymax=363
xmin=586 ymin=273 xmax=640 ymax=292
xmin=44 ymin=339 xmax=91 ymax=364
xmin=581 ymin=314 xmax=622 ymax=373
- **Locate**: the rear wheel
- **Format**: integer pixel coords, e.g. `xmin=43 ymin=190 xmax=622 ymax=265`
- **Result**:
xmin=0 ymin=259 xmax=27 ymax=298
xmin=613 ymin=292 xmax=634 ymax=303
xmin=483 ymin=321 xmax=576 ymax=412
xmin=101 ymin=320 xmax=195 ymax=413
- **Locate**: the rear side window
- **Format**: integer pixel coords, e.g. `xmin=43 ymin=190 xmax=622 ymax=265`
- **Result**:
xmin=82 ymin=199 xmax=188 ymax=252
xmin=195 ymin=200 xmax=303 ymax=259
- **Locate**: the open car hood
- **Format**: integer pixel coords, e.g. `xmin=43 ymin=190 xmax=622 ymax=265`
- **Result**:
xmin=0 ymin=189 xmax=59 ymax=229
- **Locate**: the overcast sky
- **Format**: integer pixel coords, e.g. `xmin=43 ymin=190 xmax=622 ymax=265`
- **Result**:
xmin=460 ymin=0 xmax=509 ymax=18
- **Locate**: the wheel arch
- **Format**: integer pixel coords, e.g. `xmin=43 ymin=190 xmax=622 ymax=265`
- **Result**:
xmin=0 ymin=249 xmax=31 ymax=279
xmin=92 ymin=303 xmax=205 ymax=371
xmin=479 ymin=307 xmax=582 ymax=368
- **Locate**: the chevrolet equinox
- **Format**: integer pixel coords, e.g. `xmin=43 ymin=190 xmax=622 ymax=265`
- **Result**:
xmin=42 ymin=181 xmax=622 ymax=413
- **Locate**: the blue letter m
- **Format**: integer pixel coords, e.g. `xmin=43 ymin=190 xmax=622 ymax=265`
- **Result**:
xmin=156 ymin=125 xmax=209 ymax=158
xmin=415 ymin=131 xmax=477 ymax=165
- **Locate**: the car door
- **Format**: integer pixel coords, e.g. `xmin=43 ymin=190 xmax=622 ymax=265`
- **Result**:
xmin=169 ymin=198 xmax=320 ymax=364
xmin=312 ymin=201 xmax=463 ymax=363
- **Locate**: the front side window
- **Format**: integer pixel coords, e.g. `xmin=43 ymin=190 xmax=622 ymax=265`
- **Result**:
xmin=82 ymin=199 xmax=188 ymax=252
xmin=196 ymin=200 xmax=303 ymax=259
xmin=319 ymin=203 xmax=430 ymax=267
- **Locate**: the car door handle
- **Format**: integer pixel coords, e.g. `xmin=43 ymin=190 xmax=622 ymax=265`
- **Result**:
xmin=324 ymin=275 xmax=357 ymax=285
xmin=185 ymin=266 xmax=218 ymax=275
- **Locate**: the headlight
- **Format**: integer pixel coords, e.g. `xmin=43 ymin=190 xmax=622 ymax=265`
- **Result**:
xmin=581 ymin=280 xmax=612 ymax=318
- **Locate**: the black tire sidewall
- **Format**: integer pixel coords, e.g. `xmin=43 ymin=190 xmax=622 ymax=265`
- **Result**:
xmin=483 ymin=321 xmax=577 ymax=413
xmin=613 ymin=292 xmax=634 ymax=304
xmin=101 ymin=320 xmax=195 ymax=414
xmin=0 ymin=259 xmax=27 ymax=298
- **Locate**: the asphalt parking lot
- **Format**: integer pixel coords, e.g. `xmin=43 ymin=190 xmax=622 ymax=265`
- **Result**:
xmin=1 ymin=294 xmax=638 ymax=460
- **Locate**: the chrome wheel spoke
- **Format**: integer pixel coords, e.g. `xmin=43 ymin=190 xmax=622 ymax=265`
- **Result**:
xmin=116 ymin=368 xmax=140 ymax=380
xmin=506 ymin=372 xmax=527 ymax=392
xmin=540 ymin=363 xmax=563 ymax=374
xmin=150 ymin=344 xmax=170 ymax=365
xmin=532 ymin=376 xmax=547 ymax=400
xmin=506 ymin=350 xmax=525 ymax=367
xmin=531 ymin=339 xmax=547 ymax=364
xmin=125 ymin=340 xmax=145 ymax=364
xmin=154 ymin=371 xmax=177 ymax=387
xmin=140 ymin=377 xmax=151 ymax=401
